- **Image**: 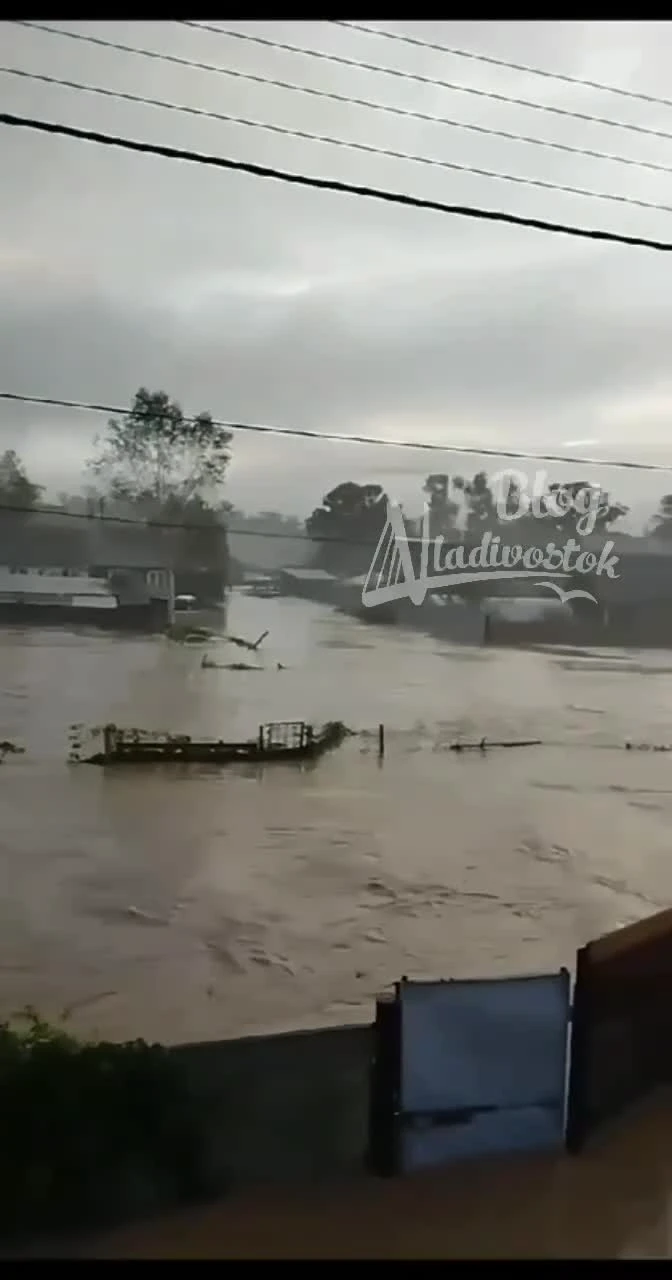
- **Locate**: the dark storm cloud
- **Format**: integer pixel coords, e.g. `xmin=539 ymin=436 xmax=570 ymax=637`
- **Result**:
xmin=1 ymin=20 xmax=672 ymax=516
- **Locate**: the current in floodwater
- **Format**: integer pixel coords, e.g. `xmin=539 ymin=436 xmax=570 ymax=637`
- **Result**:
xmin=0 ymin=591 xmax=671 ymax=1046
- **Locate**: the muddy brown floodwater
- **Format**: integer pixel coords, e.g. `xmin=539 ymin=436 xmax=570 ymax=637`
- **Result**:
xmin=1 ymin=590 xmax=672 ymax=1044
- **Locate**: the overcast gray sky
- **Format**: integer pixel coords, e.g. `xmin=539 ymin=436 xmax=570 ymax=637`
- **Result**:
xmin=2 ymin=19 xmax=672 ymax=524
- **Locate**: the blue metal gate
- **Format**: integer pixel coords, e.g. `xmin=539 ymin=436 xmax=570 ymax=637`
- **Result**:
xmin=399 ymin=972 xmax=571 ymax=1172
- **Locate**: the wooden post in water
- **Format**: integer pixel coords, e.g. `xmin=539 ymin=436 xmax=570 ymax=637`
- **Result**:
xmin=378 ymin=723 xmax=385 ymax=758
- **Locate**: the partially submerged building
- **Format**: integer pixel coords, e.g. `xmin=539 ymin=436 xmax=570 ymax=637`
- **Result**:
xmin=275 ymin=531 xmax=672 ymax=650
xmin=582 ymin=534 xmax=672 ymax=646
xmin=402 ymin=529 xmax=672 ymax=648
xmin=336 ymin=573 xmax=397 ymax=624
xmin=0 ymin=568 xmax=118 ymax=624
xmin=277 ymin=567 xmax=339 ymax=605
xmin=0 ymin=508 xmax=177 ymax=631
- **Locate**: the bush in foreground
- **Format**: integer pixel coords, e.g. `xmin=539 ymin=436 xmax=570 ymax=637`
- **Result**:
xmin=0 ymin=1009 xmax=212 ymax=1242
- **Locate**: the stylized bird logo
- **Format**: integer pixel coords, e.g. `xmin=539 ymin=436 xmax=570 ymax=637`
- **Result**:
xmin=538 ymin=580 xmax=598 ymax=606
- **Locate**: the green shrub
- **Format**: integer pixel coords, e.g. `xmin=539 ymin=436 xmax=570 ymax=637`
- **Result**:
xmin=0 ymin=1009 xmax=212 ymax=1242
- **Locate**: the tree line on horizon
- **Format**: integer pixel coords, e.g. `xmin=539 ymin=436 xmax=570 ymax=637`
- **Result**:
xmin=0 ymin=389 xmax=232 ymax=593
xmin=3 ymin=397 xmax=672 ymax=581
xmin=0 ymin=389 xmax=307 ymax=585
xmin=303 ymin=476 xmax=629 ymax=576
xmin=304 ymin=472 xmax=671 ymax=574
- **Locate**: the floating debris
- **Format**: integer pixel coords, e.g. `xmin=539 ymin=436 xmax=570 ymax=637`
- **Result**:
xmin=0 ymin=739 xmax=24 ymax=762
xmin=201 ymin=655 xmax=262 ymax=671
xmin=68 ymin=719 xmax=351 ymax=766
xmin=446 ymin=738 xmax=542 ymax=752
xmin=166 ymin=623 xmax=215 ymax=644
xmin=227 ymin=629 xmax=269 ymax=652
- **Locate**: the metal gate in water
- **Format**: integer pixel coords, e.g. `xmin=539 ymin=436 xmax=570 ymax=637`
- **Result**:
xmin=398 ymin=972 xmax=571 ymax=1172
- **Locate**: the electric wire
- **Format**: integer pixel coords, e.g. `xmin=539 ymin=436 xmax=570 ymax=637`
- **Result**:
xmin=3 ymin=25 xmax=672 ymax=180
xmin=177 ymin=21 xmax=672 ymax=147
xmin=2 ymin=110 xmax=672 ymax=255
xmin=2 ymin=391 xmax=671 ymax=475
xmin=4 ymin=64 xmax=672 ymax=214
xmin=332 ymin=20 xmax=672 ymax=113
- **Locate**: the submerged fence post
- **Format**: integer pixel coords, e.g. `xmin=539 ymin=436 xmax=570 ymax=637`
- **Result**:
xmin=103 ymin=724 xmax=115 ymax=763
xmin=378 ymin=723 xmax=385 ymax=758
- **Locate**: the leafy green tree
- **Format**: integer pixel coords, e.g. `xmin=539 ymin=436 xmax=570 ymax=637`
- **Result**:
xmin=422 ymin=474 xmax=460 ymax=536
xmin=453 ymin=470 xmax=498 ymax=533
xmin=648 ymin=494 xmax=672 ymax=539
xmin=306 ymin=481 xmax=388 ymax=572
xmin=88 ymin=387 xmax=232 ymax=592
xmin=89 ymin=387 xmax=231 ymax=508
xmin=0 ymin=450 xmax=42 ymax=512
xmin=538 ymin=480 xmax=628 ymax=535
xmin=418 ymin=469 xmax=628 ymax=544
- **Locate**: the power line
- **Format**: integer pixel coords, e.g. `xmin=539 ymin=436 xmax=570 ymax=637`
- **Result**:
xmin=0 ymin=494 xmax=661 ymax=553
xmin=2 ymin=391 xmax=672 ymax=475
xmin=0 ymin=498 xmax=476 ymax=554
xmin=0 ymin=495 xmax=432 ymax=553
xmin=7 ymin=25 xmax=672 ymax=181
xmin=0 ymin=498 xmax=233 ymax=537
xmin=332 ymin=20 xmax=672 ymax=112
xmin=178 ymin=21 xmax=672 ymax=147
xmin=8 ymin=495 xmax=642 ymax=556
xmin=0 ymin=498 xmax=365 ymax=547
xmin=3 ymin=109 xmax=672 ymax=256
xmin=5 ymin=65 xmax=672 ymax=215
xmin=15 ymin=22 xmax=672 ymax=151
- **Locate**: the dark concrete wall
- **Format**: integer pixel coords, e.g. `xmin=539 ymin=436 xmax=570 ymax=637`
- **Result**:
xmin=170 ymin=1023 xmax=372 ymax=1189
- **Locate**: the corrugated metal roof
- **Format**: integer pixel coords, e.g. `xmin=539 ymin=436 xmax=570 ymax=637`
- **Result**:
xmin=71 ymin=595 xmax=117 ymax=610
xmin=0 ymin=570 xmax=112 ymax=596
